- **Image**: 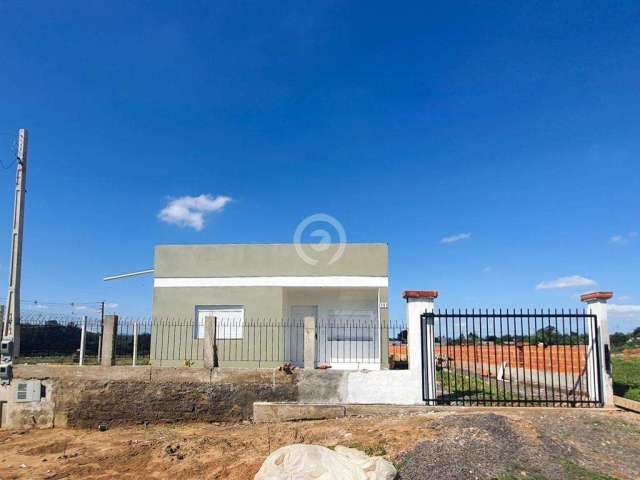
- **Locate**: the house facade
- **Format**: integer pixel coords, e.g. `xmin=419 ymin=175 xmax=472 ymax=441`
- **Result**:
xmin=151 ymin=243 xmax=389 ymax=369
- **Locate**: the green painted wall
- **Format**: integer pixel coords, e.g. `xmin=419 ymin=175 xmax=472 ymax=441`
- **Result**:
xmin=155 ymin=243 xmax=388 ymax=278
xmin=151 ymin=286 xmax=285 ymax=368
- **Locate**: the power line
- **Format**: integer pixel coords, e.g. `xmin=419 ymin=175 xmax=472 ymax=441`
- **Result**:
xmin=20 ymin=299 xmax=103 ymax=307
xmin=0 ymin=154 xmax=16 ymax=170
xmin=0 ymin=131 xmax=17 ymax=169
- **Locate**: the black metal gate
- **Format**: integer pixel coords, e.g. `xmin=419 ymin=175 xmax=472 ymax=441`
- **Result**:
xmin=422 ymin=309 xmax=603 ymax=407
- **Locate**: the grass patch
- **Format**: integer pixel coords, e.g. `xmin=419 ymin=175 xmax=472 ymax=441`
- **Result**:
xmin=437 ymin=367 xmax=513 ymax=403
xmin=488 ymin=475 xmax=546 ymax=480
xmin=14 ymin=355 xmax=151 ymax=366
xmin=612 ymin=357 xmax=640 ymax=402
xmin=562 ymin=460 xmax=619 ymax=480
xmin=487 ymin=461 xmax=618 ymax=480
xmin=346 ymin=442 xmax=387 ymax=457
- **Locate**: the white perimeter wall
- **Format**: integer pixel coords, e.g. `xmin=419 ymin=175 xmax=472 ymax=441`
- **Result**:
xmin=344 ymin=369 xmax=423 ymax=404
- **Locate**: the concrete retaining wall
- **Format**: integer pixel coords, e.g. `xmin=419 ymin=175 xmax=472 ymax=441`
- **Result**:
xmin=0 ymin=365 xmax=424 ymax=429
xmin=0 ymin=365 xmax=297 ymax=429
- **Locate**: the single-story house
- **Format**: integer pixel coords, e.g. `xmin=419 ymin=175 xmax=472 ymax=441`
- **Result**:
xmin=150 ymin=243 xmax=390 ymax=369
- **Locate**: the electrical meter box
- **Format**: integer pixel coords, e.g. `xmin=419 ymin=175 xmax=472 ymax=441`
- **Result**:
xmin=0 ymin=363 xmax=12 ymax=381
xmin=0 ymin=338 xmax=14 ymax=358
xmin=15 ymin=380 xmax=41 ymax=403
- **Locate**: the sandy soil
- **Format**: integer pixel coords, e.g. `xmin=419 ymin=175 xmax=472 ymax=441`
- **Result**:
xmin=0 ymin=409 xmax=637 ymax=479
xmin=618 ymin=348 xmax=640 ymax=358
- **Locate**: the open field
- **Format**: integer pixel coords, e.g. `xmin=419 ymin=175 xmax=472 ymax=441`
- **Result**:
xmin=612 ymin=356 xmax=640 ymax=402
xmin=0 ymin=409 xmax=638 ymax=479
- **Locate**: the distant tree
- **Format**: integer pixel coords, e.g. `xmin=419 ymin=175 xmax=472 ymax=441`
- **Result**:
xmin=610 ymin=332 xmax=629 ymax=349
xmin=534 ymin=325 xmax=561 ymax=346
xmin=21 ymin=323 xmax=82 ymax=357
xmin=467 ymin=332 xmax=479 ymax=342
xmin=497 ymin=334 xmax=514 ymax=344
xmin=452 ymin=333 xmax=467 ymax=345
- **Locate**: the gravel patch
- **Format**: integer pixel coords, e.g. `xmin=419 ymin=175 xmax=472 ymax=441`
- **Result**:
xmin=397 ymin=411 xmax=640 ymax=480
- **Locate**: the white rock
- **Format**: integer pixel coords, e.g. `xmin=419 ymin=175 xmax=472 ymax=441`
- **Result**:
xmin=255 ymin=444 xmax=396 ymax=480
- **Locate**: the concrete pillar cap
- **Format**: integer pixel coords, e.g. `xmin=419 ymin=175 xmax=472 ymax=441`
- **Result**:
xmin=403 ymin=290 xmax=438 ymax=300
xmin=580 ymin=291 xmax=613 ymax=302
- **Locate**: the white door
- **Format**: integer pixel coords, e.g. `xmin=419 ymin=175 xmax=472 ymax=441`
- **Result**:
xmin=288 ymin=306 xmax=317 ymax=367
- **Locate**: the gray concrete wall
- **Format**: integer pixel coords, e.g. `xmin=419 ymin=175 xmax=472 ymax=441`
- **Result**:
xmin=151 ymin=286 xmax=284 ymax=368
xmin=154 ymin=243 xmax=388 ymax=278
xmin=4 ymin=365 xmax=298 ymax=429
xmin=0 ymin=377 xmax=56 ymax=429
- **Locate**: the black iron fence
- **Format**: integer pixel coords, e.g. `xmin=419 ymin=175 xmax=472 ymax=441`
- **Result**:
xmin=424 ymin=309 xmax=602 ymax=407
xmin=13 ymin=314 xmax=408 ymax=369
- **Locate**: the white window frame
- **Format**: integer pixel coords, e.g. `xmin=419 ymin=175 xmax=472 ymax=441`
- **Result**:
xmin=195 ymin=305 xmax=245 ymax=340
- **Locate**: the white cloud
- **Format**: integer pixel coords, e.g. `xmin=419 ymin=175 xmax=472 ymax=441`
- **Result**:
xmin=536 ymin=275 xmax=596 ymax=290
xmin=441 ymin=233 xmax=471 ymax=244
xmin=610 ymin=232 xmax=638 ymax=245
xmin=608 ymin=304 xmax=640 ymax=314
xmin=104 ymin=303 xmax=119 ymax=309
xmin=158 ymin=194 xmax=232 ymax=231
xmin=608 ymin=304 xmax=640 ymax=320
xmin=482 ymin=266 xmax=492 ymax=273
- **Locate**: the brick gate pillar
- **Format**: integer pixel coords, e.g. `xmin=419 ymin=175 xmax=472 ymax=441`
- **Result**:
xmin=581 ymin=291 xmax=614 ymax=407
xmin=404 ymin=291 xmax=438 ymax=404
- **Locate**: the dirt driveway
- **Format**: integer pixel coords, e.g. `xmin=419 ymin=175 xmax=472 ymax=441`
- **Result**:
xmin=0 ymin=408 xmax=637 ymax=479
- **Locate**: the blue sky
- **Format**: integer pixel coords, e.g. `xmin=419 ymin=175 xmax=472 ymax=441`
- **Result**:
xmin=0 ymin=1 xmax=638 ymax=331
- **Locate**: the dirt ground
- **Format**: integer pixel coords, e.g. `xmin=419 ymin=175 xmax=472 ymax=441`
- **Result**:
xmin=0 ymin=409 xmax=638 ymax=479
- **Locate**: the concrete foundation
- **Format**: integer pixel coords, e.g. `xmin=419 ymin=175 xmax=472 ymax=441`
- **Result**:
xmin=253 ymin=402 xmax=618 ymax=423
xmin=253 ymin=402 xmax=432 ymax=423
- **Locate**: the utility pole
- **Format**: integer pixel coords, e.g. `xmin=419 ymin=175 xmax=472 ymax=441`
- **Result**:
xmin=2 ymin=129 xmax=28 ymax=361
